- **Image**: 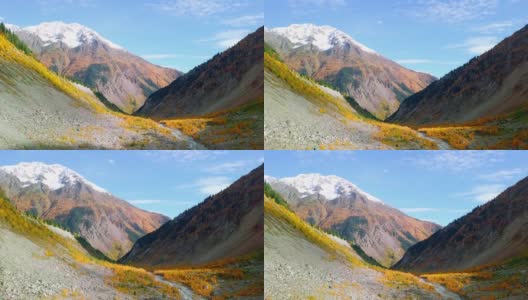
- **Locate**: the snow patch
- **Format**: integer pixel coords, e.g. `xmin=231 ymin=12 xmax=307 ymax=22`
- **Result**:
xmin=0 ymin=162 xmax=107 ymax=193
xmin=278 ymin=173 xmax=383 ymax=203
xmin=23 ymin=21 xmax=124 ymax=50
xmin=268 ymin=23 xmax=377 ymax=54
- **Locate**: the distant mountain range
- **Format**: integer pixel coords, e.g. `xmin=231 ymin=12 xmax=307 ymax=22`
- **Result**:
xmin=266 ymin=173 xmax=440 ymax=266
xmin=0 ymin=162 xmax=169 ymax=259
xmin=137 ymin=27 xmax=264 ymax=119
xmin=265 ymin=24 xmax=436 ymax=120
xmin=8 ymin=22 xmax=181 ymax=114
xmin=121 ymin=164 xmax=264 ymax=267
xmin=394 ymin=176 xmax=528 ymax=273
xmin=389 ymin=24 xmax=528 ymax=125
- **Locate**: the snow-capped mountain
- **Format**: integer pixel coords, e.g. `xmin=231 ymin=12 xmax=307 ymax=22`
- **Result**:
xmin=277 ymin=173 xmax=383 ymax=203
xmin=9 ymin=21 xmax=181 ymax=113
xmin=0 ymin=162 xmax=169 ymax=259
xmin=23 ymin=21 xmax=123 ymax=50
xmin=0 ymin=162 xmax=106 ymax=192
xmin=265 ymin=24 xmax=436 ymax=120
xmin=267 ymin=24 xmax=377 ymax=53
xmin=266 ymin=173 xmax=441 ymax=266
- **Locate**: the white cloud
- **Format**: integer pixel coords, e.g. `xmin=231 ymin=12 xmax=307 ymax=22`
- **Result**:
xmin=198 ymin=29 xmax=250 ymax=48
xmin=454 ymin=184 xmax=505 ymax=203
xmin=108 ymin=159 xmax=115 ymax=165
xmin=0 ymin=17 xmax=4 ymax=22
xmin=472 ymin=21 xmax=514 ymax=34
xmin=206 ymin=160 xmax=253 ymax=173
xmin=143 ymin=150 xmax=227 ymax=162
xmin=175 ymin=176 xmax=232 ymax=195
xmin=129 ymin=199 xmax=163 ymax=204
xmin=410 ymin=0 xmax=498 ymax=23
xmin=478 ymin=168 xmax=525 ymax=181
xmin=400 ymin=207 xmax=439 ymax=213
xmin=141 ymin=54 xmax=210 ymax=60
xmin=411 ymin=151 xmax=504 ymax=172
xmin=396 ymin=59 xmax=433 ymax=64
xmin=222 ymin=14 xmax=263 ymax=27
xmin=196 ymin=176 xmax=231 ymax=195
xmin=148 ymin=0 xmax=246 ymax=17
xmin=448 ymin=36 xmax=498 ymax=54
xmin=289 ymin=0 xmax=346 ymax=8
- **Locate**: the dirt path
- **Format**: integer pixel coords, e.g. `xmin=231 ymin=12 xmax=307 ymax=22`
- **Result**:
xmin=160 ymin=124 xmax=207 ymax=150
xmin=416 ymin=131 xmax=453 ymax=150
xmin=418 ymin=278 xmax=462 ymax=300
xmin=153 ymin=275 xmax=205 ymax=300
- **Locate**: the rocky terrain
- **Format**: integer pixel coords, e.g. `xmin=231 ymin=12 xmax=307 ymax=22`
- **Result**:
xmin=394 ymin=176 xmax=528 ymax=273
xmin=389 ymin=24 xmax=528 ymax=126
xmin=0 ymin=28 xmax=203 ymax=149
xmin=267 ymin=174 xmax=440 ymax=267
xmin=264 ymin=195 xmax=457 ymax=299
xmin=265 ymin=24 xmax=436 ymax=120
xmin=9 ymin=21 xmax=181 ymax=113
xmin=0 ymin=162 xmax=170 ymax=260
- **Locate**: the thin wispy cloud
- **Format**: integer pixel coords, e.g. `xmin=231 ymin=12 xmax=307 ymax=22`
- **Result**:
xmin=289 ymin=0 xmax=346 ymax=8
xmin=222 ymin=14 xmax=263 ymax=27
xmin=108 ymin=159 xmax=115 ymax=165
xmin=143 ymin=150 xmax=227 ymax=162
xmin=129 ymin=199 xmax=163 ymax=204
xmin=472 ymin=21 xmax=514 ymax=34
xmin=454 ymin=184 xmax=505 ymax=203
xmin=148 ymin=0 xmax=247 ymax=17
xmin=410 ymin=0 xmax=498 ymax=23
xmin=396 ymin=59 xmax=462 ymax=65
xmin=206 ymin=160 xmax=254 ymax=173
xmin=141 ymin=54 xmax=210 ymax=60
xmin=198 ymin=29 xmax=250 ymax=48
xmin=400 ymin=207 xmax=440 ymax=213
xmin=478 ymin=168 xmax=525 ymax=181
xmin=447 ymin=36 xmax=498 ymax=54
xmin=175 ymin=176 xmax=232 ymax=195
xmin=411 ymin=151 xmax=504 ymax=171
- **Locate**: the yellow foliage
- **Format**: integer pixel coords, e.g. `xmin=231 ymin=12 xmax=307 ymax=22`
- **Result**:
xmin=0 ymin=34 xmax=107 ymax=114
xmin=264 ymin=195 xmax=365 ymax=267
xmin=374 ymin=123 xmax=439 ymax=149
xmin=265 ymin=52 xmax=358 ymax=121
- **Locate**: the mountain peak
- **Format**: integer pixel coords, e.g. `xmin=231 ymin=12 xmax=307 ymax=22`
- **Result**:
xmin=268 ymin=23 xmax=377 ymax=54
xmin=23 ymin=21 xmax=124 ymax=50
xmin=279 ymin=173 xmax=383 ymax=203
xmin=0 ymin=162 xmax=107 ymax=193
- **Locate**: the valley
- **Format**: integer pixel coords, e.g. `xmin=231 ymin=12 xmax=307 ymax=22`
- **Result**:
xmin=0 ymin=22 xmax=263 ymax=150
xmin=263 ymin=154 xmax=528 ymax=299
xmin=0 ymin=160 xmax=264 ymax=299
xmin=264 ymin=23 xmax=528 ymax=150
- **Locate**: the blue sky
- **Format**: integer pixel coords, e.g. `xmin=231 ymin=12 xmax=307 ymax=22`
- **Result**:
xmin=265 ymin=151 xmax=528 ymax=226
xmin=0 ymin=0 xmax=263 ymax=72
xmin=265 ymin=0 xmax=527 ymax=77
xmin=0 ymin=151 xmax=263 ymax=218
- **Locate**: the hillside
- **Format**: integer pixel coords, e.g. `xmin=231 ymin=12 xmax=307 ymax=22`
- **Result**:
xmin=0 ymin=25 xmax=203 ymax=149
xmin=120 ymin=164 xmax=264 ymax=267
xmin=267 ymin=174 xmax=440 ymax=267
xmin=389 ymin=24 xmax=528 ymax=126
xmin=394 ymin=176 xmax=528 ymax=274
xmin=0 ymin=162 xmax=169 ymax=259
xmin=264 ymin=47 xmax=441 ymax=150
xmin=10 ymin=21 xmax=181 ymax=113
xmin=264 ymin=195 xmax=458 ymax=299
xmin=265 ymin=24 xmax=436 ymax=120
xmin=137 ymin=27 xmax=263 ymax=119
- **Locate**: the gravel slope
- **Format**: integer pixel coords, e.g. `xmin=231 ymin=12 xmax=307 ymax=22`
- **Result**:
xmin=0 ymin=228 xmax=130 ymax=300
xmin=264 ymin=71 xmax=388 ymax=150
